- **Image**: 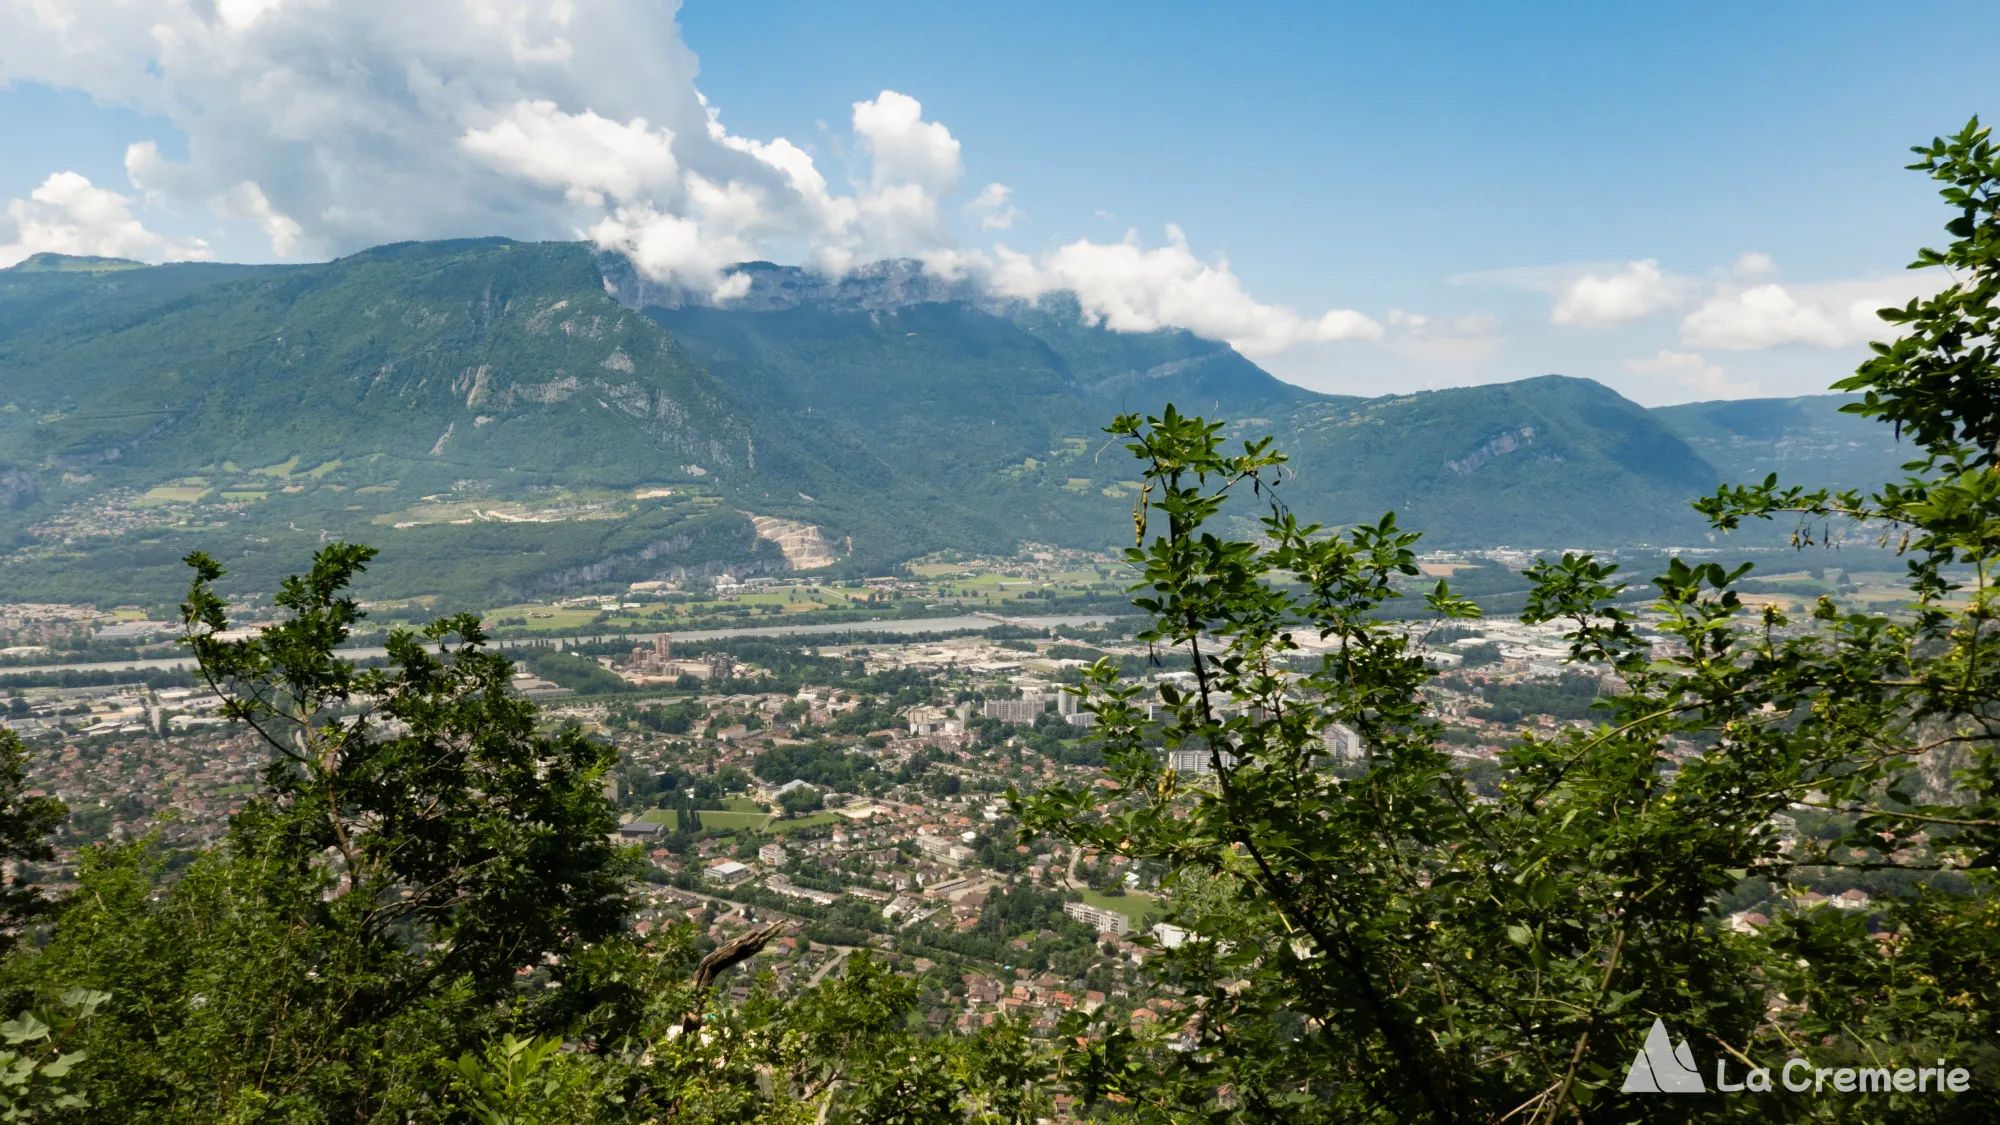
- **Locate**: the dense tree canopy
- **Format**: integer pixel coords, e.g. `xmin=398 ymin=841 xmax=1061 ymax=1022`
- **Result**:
xmin=1017 ymin=120 xmax=2000 ymax=1123
xmin=0 ymin=547 xmax=1042 ymax=1122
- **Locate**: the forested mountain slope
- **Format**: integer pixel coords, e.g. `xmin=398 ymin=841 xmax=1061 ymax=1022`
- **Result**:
xmin=0 ymin=241 xmax=778 ymax=604
xmin=628 ymin=264 xmax=1734 ymax=548
xmin=0 ymin=240 xmax=1911 ymax=604
xmin=1269 ymin=376 xmax=1721 ymax=546
xmin=0 ymin=239 xmax=745 ymax=480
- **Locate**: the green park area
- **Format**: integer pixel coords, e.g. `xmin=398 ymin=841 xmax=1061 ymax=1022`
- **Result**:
xmin=630 ymin=796 xmax=845 ymax=838
xmin=767 ymin=812 xmax=842 ymax=834
xmin=632 ymin=809 xmax=772 ymax=832
xmin=1074 ymin=886 xmax=1159 ymax=926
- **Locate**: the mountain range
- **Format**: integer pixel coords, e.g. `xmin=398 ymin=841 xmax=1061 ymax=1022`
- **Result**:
xmin=0 ymin=239 xmax=1911 ymax=606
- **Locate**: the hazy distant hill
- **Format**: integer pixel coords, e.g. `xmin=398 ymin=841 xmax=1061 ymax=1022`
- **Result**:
xmin=0 ymin=241 xmax=1913 ymax=603
xmin=1650 ymin=394 xmax=1915 ymax=492
xmin=0 ymin=253 xmax=299 ymax=347
xmin=1266 ymin=376 xmax=1720 ymax=547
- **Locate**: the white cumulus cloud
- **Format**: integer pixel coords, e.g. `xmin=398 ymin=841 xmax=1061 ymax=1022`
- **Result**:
xmin=1550 ymin=259 xmax=1692 ymax=326
xmin=0 ymin=1 xmax=1393 ymax=354
xmin=975 ymin=226 xmax=1382 ymax=356
xmin=1731 ymin=251 xmax=1777 ymax=281
xmin=211 ymin=180 xmax=305 ymax=257
xmin=460 ymin=101 xmax=681 ymax=207
xmin=1 ymin=0 xmax=735 ymax=267
xmin=1680 ymin=284 xmax=1846 ymax=349
xmin=966 ymin=183 xmax=1021 ymax=230
xmin=0 ymin=172 xmax=211 ymax=268
xmin=1496 ymin=252 xmax=1943 ymax=351
xmin=852 ymin=90 xmax=961 ymax=191
xmin=1679 ymin=275 xmax=1942 ymax=350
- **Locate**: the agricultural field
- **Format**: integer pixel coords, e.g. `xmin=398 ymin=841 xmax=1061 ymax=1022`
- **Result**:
xmin=464 ymin=547 xmax=1131 ymax=639
xmin=138 ymin=486 xmax=209 ymax=505
xmin=1724 ymin=567 xmax=1933 ymax=616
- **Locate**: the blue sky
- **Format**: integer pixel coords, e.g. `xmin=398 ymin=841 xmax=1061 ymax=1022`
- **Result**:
xmin=1 ymin=1 xmax=1993 ymax=403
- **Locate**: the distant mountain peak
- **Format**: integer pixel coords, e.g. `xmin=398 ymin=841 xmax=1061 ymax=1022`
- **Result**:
xmin=4 ymin=252 xmax=148 ymax=274
xmin=334 ymin=237 xmax=522 ymax=265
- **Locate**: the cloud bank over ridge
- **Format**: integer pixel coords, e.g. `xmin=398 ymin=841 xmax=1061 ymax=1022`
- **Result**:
xmin=0 ymin=0 xmax=1381 ymax=357
xmin=0 ymin=1 xmax=1950 ymax=398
